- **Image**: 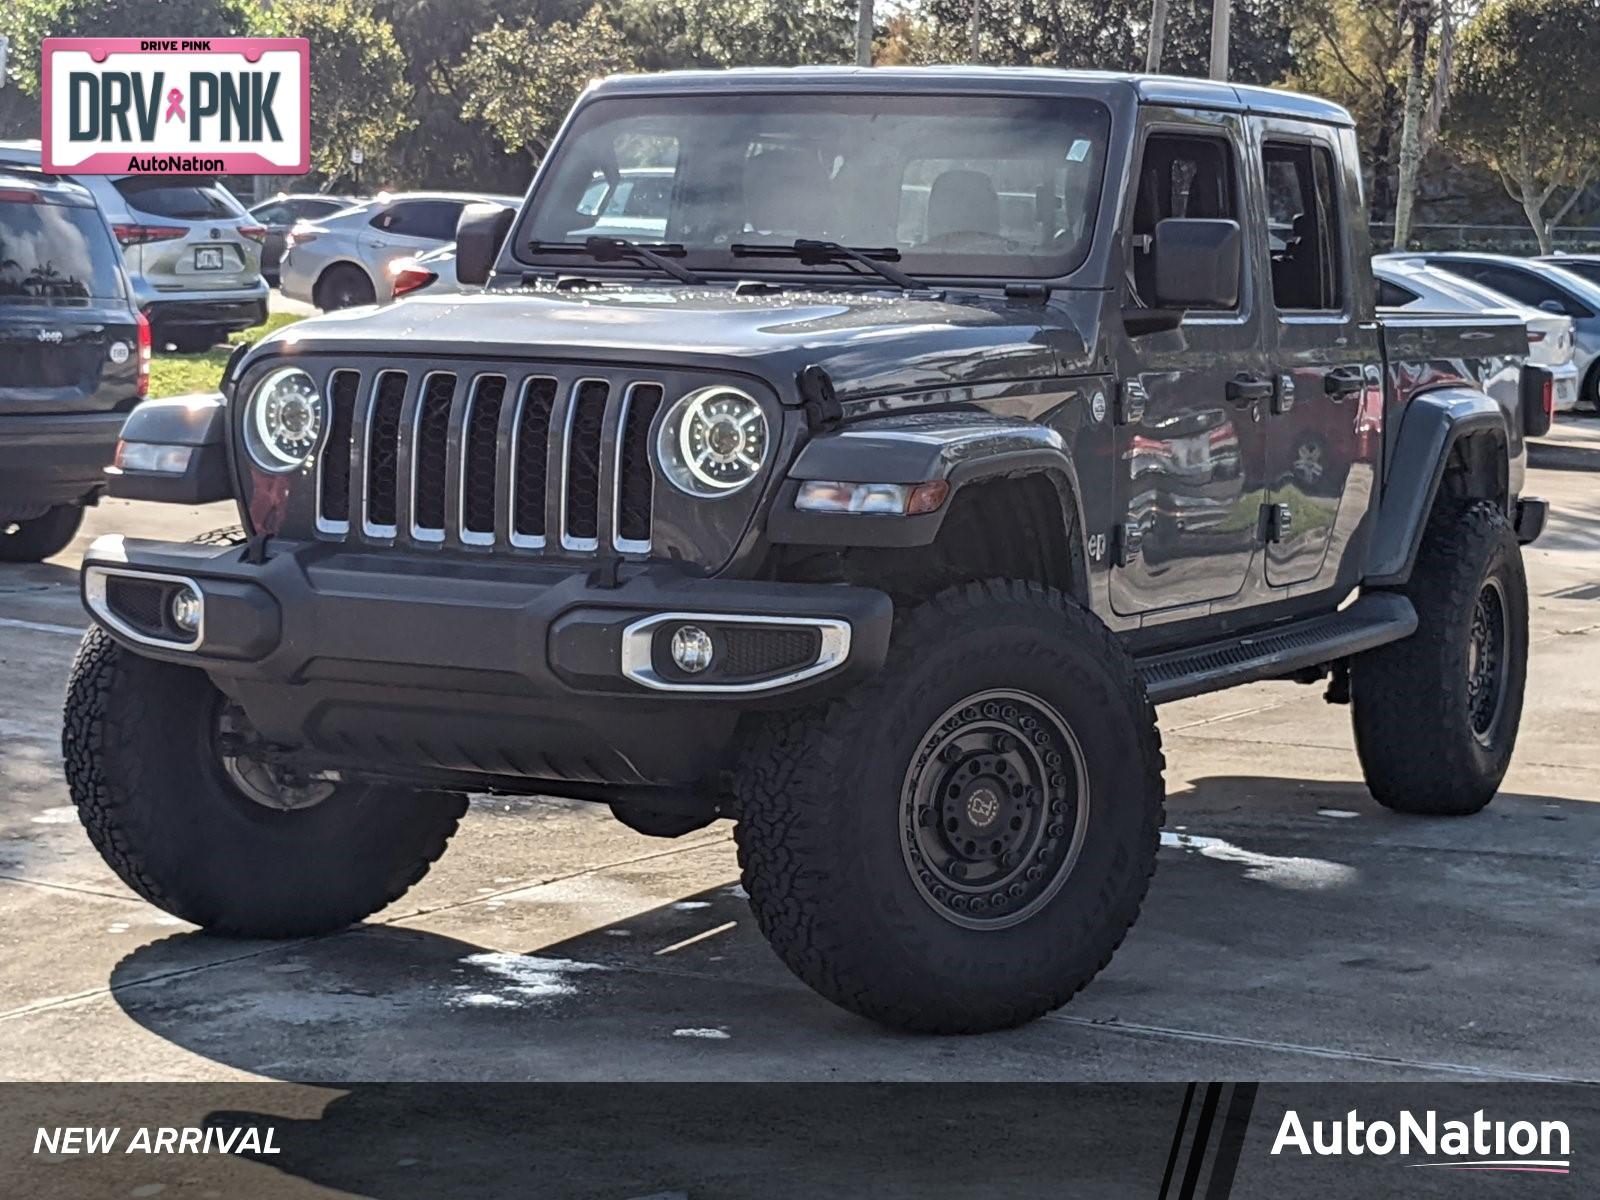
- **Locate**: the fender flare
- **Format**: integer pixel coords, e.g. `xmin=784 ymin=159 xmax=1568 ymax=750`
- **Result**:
xmin=1364 ymin=385 xmax=1510 ymax=586
xmin=766 ymin=413 xmax=1086 ymax=561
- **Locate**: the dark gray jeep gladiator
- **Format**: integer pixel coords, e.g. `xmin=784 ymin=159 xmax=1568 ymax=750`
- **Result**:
xmin=64 ymin=69 xmax=1553 ymax=1034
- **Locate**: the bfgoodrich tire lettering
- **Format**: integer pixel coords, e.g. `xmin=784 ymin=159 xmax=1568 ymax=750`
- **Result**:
xmin=1351 ymin=500 xmax=1528 ymax=815
xmin=62 ymin=627 xmax=466 ymax=936
xmin=734 ymin=579 xmax=1165 ymax=1034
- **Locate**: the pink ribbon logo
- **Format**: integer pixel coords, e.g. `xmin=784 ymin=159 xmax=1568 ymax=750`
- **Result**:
xmin=164 ymin=88 xmax=185 ymax=123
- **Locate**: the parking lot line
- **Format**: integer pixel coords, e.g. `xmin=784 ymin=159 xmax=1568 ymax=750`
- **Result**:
xmin=0 ymin=615 xmax=82 ymax=637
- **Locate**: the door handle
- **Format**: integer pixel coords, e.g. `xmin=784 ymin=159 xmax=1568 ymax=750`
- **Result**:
xmin=1226 ymin=375 xmax=1274 ymax=406
xmin=1325 ymin=367 xmax=1364 ymax=398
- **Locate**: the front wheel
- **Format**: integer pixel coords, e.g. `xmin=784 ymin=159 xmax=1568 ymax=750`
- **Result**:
xmin=0 ymin=504 xmax=84 ymax=563
xmin=734 ymin=580 xmax=1165 ymax=1034
xmin=62 ymin=627 xmax=467 ymax=936
xmin=1351 ymin=500 xmax=1528 ymax=815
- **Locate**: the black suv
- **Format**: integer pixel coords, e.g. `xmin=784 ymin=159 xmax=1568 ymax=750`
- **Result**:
xmin=0 ymin=170 xmax=146 ymax=562
xmin=67 ymin=69 xmax=1549 ymax=1034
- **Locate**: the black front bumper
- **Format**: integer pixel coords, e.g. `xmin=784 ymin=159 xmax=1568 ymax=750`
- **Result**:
xmin=0 ymin=411 xmax=126 ymax=512
xmin=80 ymin=536 xmax=893 ymax=790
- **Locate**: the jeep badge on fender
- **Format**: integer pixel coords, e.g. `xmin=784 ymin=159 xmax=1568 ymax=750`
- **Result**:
xmin=64 ymin=67 xmax=1548 ymax=1035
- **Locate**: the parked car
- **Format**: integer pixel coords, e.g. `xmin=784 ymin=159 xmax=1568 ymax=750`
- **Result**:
xmin=0 ymin=169 xmax=146 ymax=561
xmin=0 ymin=141 xmax=268 ymax=352
xmin=247 ymin=192 xmax=359 ymax=286
xmin=1419 ymin=251 xmax=1600 ymax=410
xmin=72 ymin=69 xmax=1551 ymax=1036
xmin=1534 ymin=253 xmax=1600 ymax=290
xmin=570 ymin=165 xmax=674 ymax=240
xmin=278 ymin=191 xmax=520 ymax=310
xmin=1374 ymin=254 xmax=1580 ymax=412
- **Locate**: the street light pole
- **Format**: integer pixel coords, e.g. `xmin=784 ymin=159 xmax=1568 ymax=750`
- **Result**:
xmin=1209 ymin=0 xmax=1231 ymax=80
xmin=970 ymin=0 xmax=982 ymax=62
xmin=856 ymin=0 xmax=874 ymax=67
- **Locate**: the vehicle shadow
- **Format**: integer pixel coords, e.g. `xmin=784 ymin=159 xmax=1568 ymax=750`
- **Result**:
xmin=167 ymin=1081 xmax=1181 ymax=1199
xmin=101 ymin=773 xmax=1600 ymax=1086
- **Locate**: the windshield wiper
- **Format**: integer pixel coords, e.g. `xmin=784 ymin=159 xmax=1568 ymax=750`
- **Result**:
xmin=731 ymin=239 xmax=923 ymax=290
xmin=527 ymin=236 xmax=706 ymax=286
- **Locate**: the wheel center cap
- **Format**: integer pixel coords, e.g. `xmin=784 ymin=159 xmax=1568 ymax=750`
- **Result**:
xmin=965 ymin=786 xmax=1001 ymax=829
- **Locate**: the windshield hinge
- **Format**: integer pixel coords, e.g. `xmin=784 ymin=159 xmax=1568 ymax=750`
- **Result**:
xmin=797 ymin=364 xmax=843 ymax=433
xmin=1004 ymin=282 xmax=1052 ymax=303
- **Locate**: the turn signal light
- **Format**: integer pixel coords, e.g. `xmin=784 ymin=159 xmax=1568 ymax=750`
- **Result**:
xmin=796 ymin=479 xmax=951 ymax=515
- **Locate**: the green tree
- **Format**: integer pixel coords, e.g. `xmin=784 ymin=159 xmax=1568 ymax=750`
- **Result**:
xmin=913 ymin=0 xmax=1291 ymax=84
xmin=603 ymin=0 xmax=855 ymax=69
xmin=1448 ymin=0 xmax=1600 ymax=252
xmin=0 ymin=0 xmax=266 ymax=96
xmin=268 ymin=0 xmax=414 ymax=185
xmin=456 ymin=6 xmax=634 ymax=160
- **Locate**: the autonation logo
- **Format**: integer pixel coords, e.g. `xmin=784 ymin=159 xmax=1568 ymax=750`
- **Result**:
xmin=1272 ymin=1107 xmax=1571 ymax=1175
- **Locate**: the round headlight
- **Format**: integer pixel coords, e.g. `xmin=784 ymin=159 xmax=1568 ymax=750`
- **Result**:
xmin=656 ymin=386 xmax=770 ymax=497
xmin=243 ymin=367 xmax=324 ymax=472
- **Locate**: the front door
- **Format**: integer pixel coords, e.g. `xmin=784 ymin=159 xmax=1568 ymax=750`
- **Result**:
xmin=1111 ymin=116 xmax=1271 ymax=616
xmin=1254 ymin=122 xmax=1378 ymax=587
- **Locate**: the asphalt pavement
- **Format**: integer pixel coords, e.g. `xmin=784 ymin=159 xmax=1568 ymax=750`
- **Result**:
xmin=2 ymin=420 xmax=1597 ymax=1084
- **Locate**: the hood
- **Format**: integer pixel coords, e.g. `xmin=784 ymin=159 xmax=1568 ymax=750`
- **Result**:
xmin=251 ymin=285 xmax=1093 ymax=401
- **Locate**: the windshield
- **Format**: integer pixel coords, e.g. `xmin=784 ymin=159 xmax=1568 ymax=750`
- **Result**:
xmin=518 ymin=92 xmax=1112 ymax=280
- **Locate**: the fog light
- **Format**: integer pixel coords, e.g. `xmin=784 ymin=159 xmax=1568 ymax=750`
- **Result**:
xmin=670 ymin=625 xmax=714 ymax=674
xmin=169 ymin=586 xmax=202 ymax=635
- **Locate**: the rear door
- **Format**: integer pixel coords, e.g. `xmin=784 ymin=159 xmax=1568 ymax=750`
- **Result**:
xmin=114 ymin=176 xmax=257 ymax=292
xmin=0 ymin=193 xmax=139 ymax=414
xmin=1254 ymin=120 xmax=1379 ymax=588
xmin=1110 ymin=114 xmax=1271 ymax=616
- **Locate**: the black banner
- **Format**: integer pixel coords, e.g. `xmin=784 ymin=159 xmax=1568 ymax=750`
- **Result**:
xmin=3 ymin=1083 xmax=1592 ymax=1197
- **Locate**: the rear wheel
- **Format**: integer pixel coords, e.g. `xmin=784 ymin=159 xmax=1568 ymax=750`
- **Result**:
xmin=318 ymin=264 xmax=376 ymax=310
xmin=0 ymin=504 xmax=84 ymax=562
xmin=734 ymin=580 xmax=1164 ymax=1033
xmin=62 ymin=627 xmax=467 ymax=936
xmin=1351 ymin=501 xmax=1527 ymax=815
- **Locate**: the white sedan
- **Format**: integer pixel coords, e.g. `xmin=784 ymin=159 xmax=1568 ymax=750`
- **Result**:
xmin=278 ymin=191 xmax=519 ymax=310
xmin=1374 ymin=255 xmax=1581 ymax=412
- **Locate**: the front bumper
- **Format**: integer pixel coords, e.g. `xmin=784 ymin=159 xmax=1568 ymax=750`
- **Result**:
xmin=0 ymin=411 xmax=127 ymax=511
xmin=80 ymin=536 xmax=892 ymax=788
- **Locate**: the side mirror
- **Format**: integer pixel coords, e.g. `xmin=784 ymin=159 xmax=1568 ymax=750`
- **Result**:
xmin=1153 ymin=218 xmax=1242 ymax=310
xmin=1538 ymin=298 xmax=1566 ymax=315
xmin=455 ymin=203 xmax=516 ymax=287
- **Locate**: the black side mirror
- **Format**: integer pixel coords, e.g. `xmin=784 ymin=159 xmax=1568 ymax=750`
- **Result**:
xmin=1153 ymin=218 xmax=1241 ymax=310
xmin=1538 ymin=298 xmax=1566 ymax=315
xmin=456 ymin=203 xmax=516 ymax=287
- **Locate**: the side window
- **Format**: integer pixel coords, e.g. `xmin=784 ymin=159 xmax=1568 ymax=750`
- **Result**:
xmin=370 ymin=203 xmax=408 ymax=232
xmin=1470 ymin=266 xmax=1591 ymax=318
xmin=1261 ymin=141 xmax=1344 ymax=311
xmin=251 ymin=202 xmax=291 ymax=225
xmin=1375 ymin=278 xmax=1419 ymax=308
xmin=1128 ymin=133 xmax=1240 ymax=309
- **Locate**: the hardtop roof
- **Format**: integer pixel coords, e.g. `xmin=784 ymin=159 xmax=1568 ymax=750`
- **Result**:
xmin=586 ymin=66 xmax=1355 ymax=127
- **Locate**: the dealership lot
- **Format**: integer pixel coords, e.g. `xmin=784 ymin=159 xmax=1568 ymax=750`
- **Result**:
xmin=2 ymin=420 xmax=1597 ymax=1083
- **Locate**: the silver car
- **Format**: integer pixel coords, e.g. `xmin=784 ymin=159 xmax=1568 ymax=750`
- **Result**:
xmin=1374 ymin=255 xmax=1581 ymax=412
xmin=1419 ymin=251 xmax=1600 ymax=410
xmin=0 ymin=140 xmax=268 ymax=352
xmin=278 ymin=191 xmax=520 ymax=310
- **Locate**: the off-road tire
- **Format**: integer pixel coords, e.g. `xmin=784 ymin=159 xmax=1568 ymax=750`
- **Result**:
xmin=62 ymin=626 xmax=467 ymax=936
xmin=1351 ymin=500 xmax=1527 ymax=815
xmin=734 ymin=579 xmax=1165 ymax=1034
xmin=0 ymin=504 xmax=84 ymax=562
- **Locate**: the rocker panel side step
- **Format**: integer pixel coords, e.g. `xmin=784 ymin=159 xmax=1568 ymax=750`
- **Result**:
xmin=1135 ymin=592 xmax=1418 ymax=704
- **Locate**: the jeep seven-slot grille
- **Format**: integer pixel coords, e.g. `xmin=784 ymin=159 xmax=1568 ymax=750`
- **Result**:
xmin=316 ymin=366 xmax=662 ymax=554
